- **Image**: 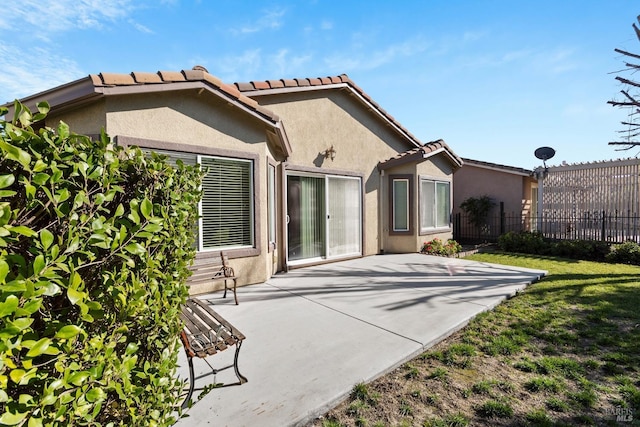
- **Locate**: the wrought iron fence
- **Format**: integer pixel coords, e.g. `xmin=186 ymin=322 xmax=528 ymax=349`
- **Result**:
xmin=453 ymin=211 xmax=640 ymax=244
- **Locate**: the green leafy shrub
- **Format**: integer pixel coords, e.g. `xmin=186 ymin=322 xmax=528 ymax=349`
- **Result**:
xmin=606 ymin=241 xmax=640 ymax=265
xmin=421 ymin=238 xmax=462 ymax=256
xmin=0 ymin=101 xmax=204 ymax=425
xmin=548 ymin=239 xmax=609 ymax=261
xmin=497 ymin=231 xmax=547 ymax=254
xmin=498 ymin=231 xmax=612 ymax=262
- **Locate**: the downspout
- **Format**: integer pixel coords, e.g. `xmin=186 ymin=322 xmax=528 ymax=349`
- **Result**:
xmin=379 ymin=168 xmax=385 ymax=254
xmin=281 ymin=163 xmax=289 ymax=272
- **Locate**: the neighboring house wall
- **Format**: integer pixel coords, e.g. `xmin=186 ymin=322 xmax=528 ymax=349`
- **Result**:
xmin=453 ymin=159 xmax=536 ymax=239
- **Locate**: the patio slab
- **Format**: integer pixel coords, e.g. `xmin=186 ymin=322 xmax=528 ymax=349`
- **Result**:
xmin=173 ymin=253 xmax=546 ymax=427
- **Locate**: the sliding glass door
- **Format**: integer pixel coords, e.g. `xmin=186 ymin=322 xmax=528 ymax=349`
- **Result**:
xmin=287 ymin=176 xmax=325 ymax=261
xmin=287 ymin=174 xmax=361 ymax=263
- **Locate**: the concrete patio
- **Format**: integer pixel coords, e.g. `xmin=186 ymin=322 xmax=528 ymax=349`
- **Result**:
xmin=173 ymin=253 xmax=546 ymax=427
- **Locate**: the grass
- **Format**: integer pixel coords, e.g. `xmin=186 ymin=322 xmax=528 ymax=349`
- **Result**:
xmin=311 ymin=253 xmax=640 ymax=426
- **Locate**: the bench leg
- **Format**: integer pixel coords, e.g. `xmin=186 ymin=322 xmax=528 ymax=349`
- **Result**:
xmin=223 ymin=278 xmax=239 ymax=305
xmin=181 ymin=353 xmax=195 ymax=410
xmin=233 ymin=341 xmax=248 ymax=384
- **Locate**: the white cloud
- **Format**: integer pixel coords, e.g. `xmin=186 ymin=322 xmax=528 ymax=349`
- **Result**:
xmin=324 ymin=37 xmax=428 ymax=72
xmin=213 ymin=48 xmax=313 ymax=82
xmin=232 ymin=8 xmax=286 ymax=35
xmin=320 ymin=20 xmax=333 ymax=31
xmin=0 ymin=0 xmax=135 ymax=32
xmin=0 ymin=43 xmax=84 ymax=102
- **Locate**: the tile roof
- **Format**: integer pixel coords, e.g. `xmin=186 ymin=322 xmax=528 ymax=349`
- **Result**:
xmin=87 ymin=67 xmax=281 ymax=124
xmin=233 ymin=74 xmax=425 ymax=149
xmin=378 ymin=139 xmax=463 ymax=170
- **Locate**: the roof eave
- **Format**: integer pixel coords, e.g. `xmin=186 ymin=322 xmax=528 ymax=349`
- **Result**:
xmin=3 ymin=76 xmax=101 ymax=120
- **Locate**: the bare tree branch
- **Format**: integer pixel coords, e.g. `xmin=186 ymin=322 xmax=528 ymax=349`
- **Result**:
xmin=608 ymin=17 xmax=640 ymax=151
xmin=609 ymin=141 xmax=640 ymax=147
xmin=615 ymin=48 xmax=640 ymax=60
xmin=615 ymin=76 xmax=640 ymax=88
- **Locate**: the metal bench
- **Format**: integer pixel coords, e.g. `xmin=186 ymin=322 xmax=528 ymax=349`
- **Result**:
xmin=187 ymin=252 xmax=239 ymax=305
xmin=179 ymin=298 xmax=247 ymax=409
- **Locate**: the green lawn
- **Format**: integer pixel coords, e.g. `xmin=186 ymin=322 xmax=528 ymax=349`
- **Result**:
xmin=314 ymin=253 xmax=640 ymax=427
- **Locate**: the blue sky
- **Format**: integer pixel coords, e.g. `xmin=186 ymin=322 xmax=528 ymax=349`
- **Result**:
xmin=1 ymin=1 xmax=638 ymax=168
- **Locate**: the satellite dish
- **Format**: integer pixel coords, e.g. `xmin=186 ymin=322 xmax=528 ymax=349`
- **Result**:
xmin=534 ymin=146 xmax=556 ymax=161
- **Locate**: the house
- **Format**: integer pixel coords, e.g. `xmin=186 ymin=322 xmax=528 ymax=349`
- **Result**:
xmin=7 ymin=67 xmax=463 ymax=293
xmin=452 ymin=158 xmax=536 ymax=242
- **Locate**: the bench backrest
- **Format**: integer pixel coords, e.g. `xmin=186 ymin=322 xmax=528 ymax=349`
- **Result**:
xmin=187 ymin=252 xmax=234 ymax=285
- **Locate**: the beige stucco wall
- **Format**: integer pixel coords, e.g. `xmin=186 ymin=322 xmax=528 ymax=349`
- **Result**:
xmin=49 ymin=90 xmax=279 ymax=293
xmin=253 ymin=90 xmax=414 ymax=259
xmin=46 ymin=101 xmax=107 ymax=135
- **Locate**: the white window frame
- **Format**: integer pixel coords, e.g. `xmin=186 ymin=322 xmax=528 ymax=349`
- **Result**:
xmin=198 ymin=155 xmax=254 ymax=252
xmin=419 ymin=177 xmax=451 ymax=233
xmin=392 ymin=178 xmax=410 ymax=232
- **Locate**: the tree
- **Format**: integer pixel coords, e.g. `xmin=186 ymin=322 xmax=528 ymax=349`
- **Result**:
xmin=608 ymin=15 xmax=640 ymax=151
xmin=460 ymin=195 xmax=495 ymax=237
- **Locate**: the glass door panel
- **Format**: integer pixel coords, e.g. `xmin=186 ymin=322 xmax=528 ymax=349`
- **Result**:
xmin=328 ymin=177 xmax=361 ymax=257
xmin=287 ymin=176 xmax=325 ymax=261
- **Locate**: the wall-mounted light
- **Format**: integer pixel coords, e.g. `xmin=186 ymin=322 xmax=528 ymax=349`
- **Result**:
xmin=323 ymin=145 xmax=336 ymax=161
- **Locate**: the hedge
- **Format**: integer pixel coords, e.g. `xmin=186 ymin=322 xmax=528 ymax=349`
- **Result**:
xmin=0 ymin=101 xmax=204 ymax=426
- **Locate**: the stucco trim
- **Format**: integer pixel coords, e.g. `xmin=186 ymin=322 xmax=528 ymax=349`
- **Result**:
xmin=283 ymin=162 xmax=364 ymax=178
xmin=115 ymin=135 xmax=262 ymax=259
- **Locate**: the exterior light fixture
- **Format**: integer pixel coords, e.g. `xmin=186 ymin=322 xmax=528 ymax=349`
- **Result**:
xmin=323 ymin=145 xmax=336 ymax=161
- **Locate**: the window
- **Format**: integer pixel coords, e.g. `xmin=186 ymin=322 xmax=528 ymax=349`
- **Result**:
xmin=142 ymin=148 xmax=255 ymax=251
xmin=420 ymin=178 xmax=451 ymax=231
xmin=391 ymin=176 xmax=411 ymax=233
xmin=199 ymin=156 xmax=254 ymax=250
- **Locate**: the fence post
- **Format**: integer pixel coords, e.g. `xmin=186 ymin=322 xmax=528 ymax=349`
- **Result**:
xmin=454 ymin=213 xmax=460 ymax=241
xmin=500 ymin=202 xmax=505 ymax=235
xmin=601 ymin=210 xmax=606 ymax=241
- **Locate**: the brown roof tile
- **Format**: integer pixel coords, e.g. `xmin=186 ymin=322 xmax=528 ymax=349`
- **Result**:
xmin=99 ymin=73 xmax=135 ymax=86
xmin=86 ymin=68 xmax=280 ymax=125
xmin=253 ymin=81 xmax=270 ymax=90
xmin=202 ymin=73 xmax=224 ymax=88
xmin=319 ymin=77 xmax=333 ymax=85
xmin=158 ymin=71 xmax=186 ymax=82
xmin=308 ymin=78 xmax=322 ymax=86
xmin=295 ymin=78 xmax=310 ymax=87
xmin=131 ymin=72 xmax=162 ymax=83
xmin=282 ymin=79 xmax=298 ymax=87
xmin=378 ymin=139 xmax=463 ymax=170
xmin=267 ymin=79 xmax=284 ymax=88
xmin=235 ymin=82 xmax=255 ymax=92
xmin=181 ymin=69 xmax=206 ymax=81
